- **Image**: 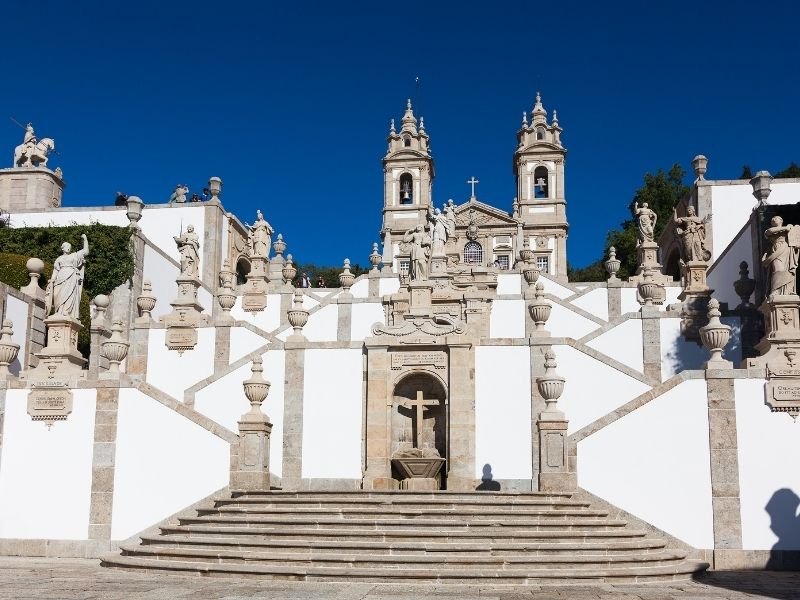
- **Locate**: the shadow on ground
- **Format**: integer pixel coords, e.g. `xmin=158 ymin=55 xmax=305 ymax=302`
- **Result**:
xmin=693 ymin=570 xmax=800 ymax=600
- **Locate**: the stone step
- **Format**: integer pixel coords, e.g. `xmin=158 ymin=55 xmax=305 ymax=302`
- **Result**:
xmin=216 ymin=497 xmax=593 ymax=510
xmin=231 ymin=490 xmax=574 ymax=500
xmin=160 ymin=524 xmax=650 ymax=542
xmin=204 ymin=506 xmax=610 ymax=520
xmin=120 ymin=544 xmax=690 ymax=569
xmin=139 ymin=533 xmax=668 ymax=555
xmin=102 ymin=555 xmax=710 ymax=583
xmin=179 ymin=515 xmax=627 ymax=531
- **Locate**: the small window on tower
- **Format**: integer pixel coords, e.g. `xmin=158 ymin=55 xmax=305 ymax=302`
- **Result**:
xmin=533 ymin=166 xmax=549 ymax=199
xmin=495 ymin=254 xmax=510 ymax=270
xmin=537 ymin=255 xmax=549 ymax=273
xmin=536 ymin=127 xmax=546 ymax=140
xmin=399 ymin=173 xmax=413 ymax=205
xmin=404 ymin=137 xmax=411 ymax=147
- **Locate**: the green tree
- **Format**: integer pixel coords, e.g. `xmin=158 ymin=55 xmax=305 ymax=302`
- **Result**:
xmin=293 ymin=262 xmax=370 ymax=288
xmin=740 ymin=165 xmax=753 ymax=179
xmin=775 ymin=162 xmax=800 ymax=178
xmin=570 ymin=164 xmax=690 ymax=282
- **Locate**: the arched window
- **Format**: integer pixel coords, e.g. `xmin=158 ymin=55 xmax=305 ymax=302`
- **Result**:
xmin=403 ymin=136 xmax=411 ymax=147
xmin=536 ymin=127 xmax=546 ymax=140
xmin=533 ymin=166 xmax=549 ymax=198
xmin=463 ymin=241 xmax=483 ymax=265
xmin=399 ymin=173 xmax=413 ymax=205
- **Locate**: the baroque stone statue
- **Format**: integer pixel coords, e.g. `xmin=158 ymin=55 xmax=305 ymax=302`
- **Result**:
xmin=247 ymin=210 xmax=273 ymax=258
xmin=762 ymin=215 xmax=800 ymax=297
xmin=168 ymin=184 xmax=189 ymax=203
xmin=674 ymin=206 xmax=711 ymax=262
xmin=402 ymin=225 xmax=430 ymax=281
xmin=13 ymin=123 xmax=56 ymax=168
xmin=427 ymin=206 xmax=447 ymax=255
xmin=633 ymin=201 xmax=657 ymax=246
xmin=45 ymin=234 xmax=89 ymax=319
xmin=174 ymin=224 xmax=200 ymax=278
xmin=443 ymin=199 xmax=456 ymax=238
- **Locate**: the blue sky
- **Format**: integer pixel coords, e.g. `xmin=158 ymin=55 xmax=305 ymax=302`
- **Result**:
xmin=2 ymin=1 xmax=798 ymax=268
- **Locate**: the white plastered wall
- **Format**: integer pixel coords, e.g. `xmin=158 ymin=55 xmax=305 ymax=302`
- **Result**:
xmin=350 ymin=278 xmax=369 ymax=298
xmin=474 ymin=346 xmax=532 ymax=479
xmin=620 ymin=287 xmax=682 ymax=315
xmin=194 ymin=350 xmax=285 ymax=477
xmin=546 ymin=303 xmax=599 ymax=339
xmin=735 ymin=378 xmax=800 ymax=550
xmin=553 ymin=344 xmax=650 ymax=434
xmin=707 ymin=222 xmax=753 ymax=310
xmin=301 ymin=304 xmax=338 ymax=342
xmin=146 ymin=328 xmax=215 ymax=400
xmin=660 ymin=317 xmax=741 ymax=380
xmin=379 ymin=277 xmax=401 ymax=296
xmin=538 ymin=276 xmax=573 ymax=300
xmin=138 ymin=205 xmax=206 ymax=280
xmin=489 ymin=299 xmax=525 ymax=339
xmin=301 ymin=349 xmax=362 ymax=479
xmin=586 ymin=318 xmax=643 ymax=373
xmin=228 ymin=327 xmax=269 ymax=364
xmin=570 ymin=287 xmax=609 ymax=322
xmin=111 ymin=388 xmax=229 ymax=540
xmin=578 ymin=379 xmax=714 ymax=549
xmin=142 ymin=245 xmax=180 ymax=320
xmin=0 ymin=389 xmax=96 ymax=539
xmin=351 ymin=303 xmax=385 ymax=341
xmin=4 ymin=294 xmax=29 ymax=375
xmin=230 ymin=295 xmax=282 ymax=334
xmin=496 ymin=274 xmax=521 ymax=296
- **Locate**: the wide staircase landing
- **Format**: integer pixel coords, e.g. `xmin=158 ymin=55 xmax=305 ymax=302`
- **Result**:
xmin=102 ymin=490 xmax=708 ymax=584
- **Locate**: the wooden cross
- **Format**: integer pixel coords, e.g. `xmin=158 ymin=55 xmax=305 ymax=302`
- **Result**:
xmin=402 ymin=390 xmax=439 ymax=449
xmin=467 ymin=177 xmax=479 ymax=199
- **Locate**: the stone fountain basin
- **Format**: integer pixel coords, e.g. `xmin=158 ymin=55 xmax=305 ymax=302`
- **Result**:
xmin=391 ymin=456 xmax=446 ymax=480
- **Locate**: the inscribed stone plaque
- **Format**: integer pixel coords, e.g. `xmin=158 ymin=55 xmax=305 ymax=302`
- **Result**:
xmin=166 ymin=326 xmax=198 ymax=353
xmin=27 ymin=386 xmax=73 ymax=427
xmin=391 ymin=352 xmax=446 ymax=370
xmin=765 ymin=379 xmax=800 ymax=417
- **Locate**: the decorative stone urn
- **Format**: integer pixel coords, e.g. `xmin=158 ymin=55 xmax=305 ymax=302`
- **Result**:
xmin=287 ymin=289 xmax=309 ymax=339
xmin=605 ymin=246 xmax=621 ymax=280
xmin=0 ymin=320 xmax=20 ymax=377
xmin=217 ymin=285 xmax=236 ymax=315
xmin=750 ymin=170 xmax=773 ymax=205
xmin=734 ymin=261 xmax=755 ymax=307
xmin=137 ymin=280 xmax=157 ymax=320
xmin=522 ymin=261 xmax=540 ymax=288
xmin=20 ymin=257 xmax=45 ymax=298
xmin=700 ymin=298 xmax=731 ymax=366
xmin=692 ymin=155 xmax=708 ymax=180
xmin=102 ymin=320 xmax=129 ymax=374
xmin=232 ymin=356 xmax=272 ymax=491
xmin=282 ymin=254 xmax=297 ymax=284
xmin=273 ymin=234 xmax=286 ymax=258
xmin=519 ymin=238 xmax=534 ymax=264
xmin=243 ymin=355 xmax=271 ymax=410
xmin=369 ymin=243 xmax=382 ymax=272
xmin=529 ymin=281 xmax=551 ymax=332
xmin=536 ymin=350 xmax=565 ymax=412
xmin=92 ymin=294 xmax=110 ymax=323
xmin=638 ymin=268 xmax=658 ymax=306
xmin=339 ymin=258 xmax=355 ymax=292
xmin=126 ymin=195 xmax=144 ymax=228
xmin=208 ymin=176 xmax=222 ymax=202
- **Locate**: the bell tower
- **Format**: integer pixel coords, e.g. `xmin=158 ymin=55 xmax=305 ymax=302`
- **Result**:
xmin=381 ymin=100 xmax=435 ymax=269
xmin=513 ymin=92 xmax=569 ymax=281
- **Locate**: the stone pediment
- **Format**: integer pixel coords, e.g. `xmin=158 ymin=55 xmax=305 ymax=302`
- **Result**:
xmin=454 ymin=200 xmax=516 ymax=228
xmin=384 ymin=149 xmax=430 ymax=161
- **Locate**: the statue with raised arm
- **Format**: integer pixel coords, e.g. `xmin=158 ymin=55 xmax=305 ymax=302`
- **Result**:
xmin=427 ymin=206 xmax=447 ymax=255
xmin=168 ymin=184 xmax=189 ymax=203
xmin=633 ymin=201 xmax=657 ymax=245
xmin=45 ymin=234 xmax=89 ymax=319
xmin=23 ymin=123 xmax=35 ymax=145
xmin=762 ymin=216 xmax=800 ymax=298
xmin=402 ymin=225 xmax=430 ymax=281
xmin=13 ymin=122 xmax=55 ymax=168
xmin=247 ymin=209 xmax=273 ymax=258
xmin=174 ymin=224 xmax=200 ymax=278
xmin=673 ymin=206 xmax=711 ymax=262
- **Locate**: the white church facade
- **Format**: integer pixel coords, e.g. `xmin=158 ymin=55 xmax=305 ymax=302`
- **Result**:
xmin=0 ymin=100 xmax=799 ymax=581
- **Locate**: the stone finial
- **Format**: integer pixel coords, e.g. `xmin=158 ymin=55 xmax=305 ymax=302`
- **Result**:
xmin=282 ymin=254 xmax=297 ymax=284
xmin=638 ymin=267 xmax=658 ymax=306
xmin=536 ymin=349 xmax=565 ymax=414
xmin=102 ymin=319 xmax=129 ymax=375
xmin=0 ymin=319 xmax=20 ymax=377
xmin=369 ymin=243 xmax=381 ymax=272
xmin=700 ymin=298 xmax=732 ymax=368
xmin=521 ymin=111 xmax=528 ymax=128
xmin=217 ymin=262 xmax=236 ymax=316
xmin=233 ymin=357 xmax=273 ymax=491
xmin=750 ymin=171 xmax=773 ymax=205
xmin=692 ymin=155 xmax=708 ymax=180
xmin=533 ymin=91 xmax=545 ymax=114
xmin=734 ymin=261 xmax=755 ymax=307
xmin=92 ymin=294 xmax=110 ymax=324
xmin=529 ymin=281 xmax=551 ymax=332
xmin=273 ymin=233 xmax=286 ymax=257
xmin=604 ymin=246 xmax=621 ymax=280
xmin=20 ymin=257 xmax=45 ymax=298
xmin=137 ymin=280 xmax=157 ymax=321
xmin=287 ymin=289 xmax=309 ymax=339
xmin=419 ymin=117 xmax=426 ymax=133
xmin=339 ymin=258 xmax=355 ymax=291
xmin=519 ymin=238 xmax=534 ymax=265
xmin=242 ymin=356 xmax=271 ymax=414
xmin=208 ymin=177 xmax=222 ymax=202
xmin=126 ymin=195 xmax=144 ymax=228
xmin=389 ymin=118 xmax=396 ymax=134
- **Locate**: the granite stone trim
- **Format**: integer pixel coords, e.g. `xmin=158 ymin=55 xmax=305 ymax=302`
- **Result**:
xmin=213 ymin=325 xmax=231 ymax=373
xmin=337 ymin=300 xmax=353 ymax=342
xmin=578 ymin=312 xmax=644 ymax=345
xmin=282 ymin=346 xmax=305 ymax=490
xmin=544 ymin=293 xmax=608 ymax=327
xmin=0 ymin=386 xmax=6 ymax=473
xmin=88 ymin=387 xmax=119 ymax=543
xmin=641 ymin=310 xmax=662 ymax=384
xmin=706 ymin=375 xmax=742 ymax=551
xmin=183 ymin=342 xmax=272 ymax=406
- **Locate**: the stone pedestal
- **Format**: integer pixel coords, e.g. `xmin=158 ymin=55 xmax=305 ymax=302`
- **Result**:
xmin=24 ymin=315 xmax=87 ymax=382
xmin=636 ymin=241 xmax=662 ymax=275
xmin=537 ymin=416 xmax=575 ymax=492
xmin=243 ymin=255 xmax=269 ymax=312
xmin=267 ymin=255 xmax=286 ymax=290
xmin=392 ymin=456 xmax=445 ymax=491
xmin=758 ymin=295 xmax=800 ymax=349
xmin=678 ymin=263 xmax=713 ymax=342
xmin=752 ymin=296 xmax=800 ymax=418
xmin=231 ymin=418 xmax=272 ymax=491
xmin=408 ymin=281 xmax=433 ymax=318
xmin=428 ymin=255 xmax=448 ymax=288
xmin=161 ymin=276 xmax=209 ymax=353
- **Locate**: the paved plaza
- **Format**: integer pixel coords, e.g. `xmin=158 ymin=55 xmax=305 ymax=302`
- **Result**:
xmin=0 ymin=558 xmax=796 ymax=600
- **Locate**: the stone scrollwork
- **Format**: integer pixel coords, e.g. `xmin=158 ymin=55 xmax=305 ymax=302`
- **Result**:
xmin=372 ymin=314 xmax=466 ymax=338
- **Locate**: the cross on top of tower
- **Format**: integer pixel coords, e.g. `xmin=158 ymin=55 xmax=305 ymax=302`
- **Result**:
xmin=467 ymin=176 xmax=479 ymax=199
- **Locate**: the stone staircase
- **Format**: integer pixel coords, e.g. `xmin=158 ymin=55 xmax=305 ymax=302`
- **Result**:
xmin=102 ymin=490 xmax=708 ymax=583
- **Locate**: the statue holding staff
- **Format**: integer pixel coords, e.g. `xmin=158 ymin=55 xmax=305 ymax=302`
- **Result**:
xmin=45 ymin=234 xmax=89 ymax=319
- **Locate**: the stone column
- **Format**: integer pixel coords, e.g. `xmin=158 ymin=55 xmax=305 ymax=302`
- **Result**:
xmin=230 ymin=357 xmax=272 ymax=491
xmin=641 ymin=306 xmax=662 ymax=383
xmin=337 ymin=296 xmax=352 ymax=343
xmin=446 ymin=340 xmax=476 ymax=491
xmin=242 ymin=255 xmax=269 ymax=312
xmin=214 ymin=325 xmax=231 ymax=373
xmin=281 ymin=341 xmax=305 ymax=490
xmin=88 ymin=386 xmax=119 ymax=546
xmin=363 ymin=344 xmax=392 ymax=489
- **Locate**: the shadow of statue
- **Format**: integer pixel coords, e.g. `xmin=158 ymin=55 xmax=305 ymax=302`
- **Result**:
xmin=766 ymin=488 xmax=800 ymax=570
xmin=475 ymin=463 xmax=501 ymax=491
